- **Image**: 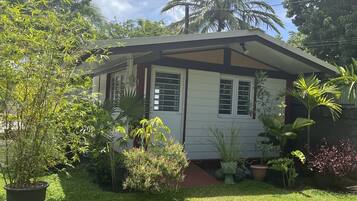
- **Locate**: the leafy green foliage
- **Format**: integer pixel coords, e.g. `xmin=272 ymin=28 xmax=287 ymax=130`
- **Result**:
xmin=291 ymin=150 xmax=306 ymax=164
xmin=291 ymin=75 xmax=342 ymax=121
xmin=329 ymin=59 xmax=357 ymax=102
xmin=85 ymin=106 xmax=128 ymax=192
xmin=268 ymin=150 xmax=305 ymax=188
xmin=131 ymin=117 xmax=171 ymax=147
xmin=255 ymin=71 xmax=285 ymax=119
xmin=112 ymin=89 xmax=144 ymax=126
xmin=268 ymin=158 xmax=296 ymax=188
xmin=86 ymin=89 xmax=145 ymax=192
xmin=284 ymin=0 xmax=357 ymax=66
xmin=287 ymin=31 xmax=308 ymax=51
xmin=209 ymin=127 xmax=240 ymax=162
xmin=98 ymin=19 xmax=177 ymax=39
xmin=260 ymin=116 xmax=315 ymax=154
xmin=162 ymin=0 xmax=284 ymax=33
xmin=122 ymin=142 xmax=188 ymax=193
xmin=256 ymin=141 xmax=279 ymax=164
xmin=290 ymin=75 xmax=342 ymax=147
xmin=0 ymin=0 xmax=100 ymax=187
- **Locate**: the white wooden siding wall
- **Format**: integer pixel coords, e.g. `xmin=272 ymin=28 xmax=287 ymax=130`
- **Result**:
xmin=92 ymin=74 xmax=108 ymax=103
xmin=185 ymin=69 xmax=286 ymax=160
xmin=92 ymin=75 xmax=100 ymax=94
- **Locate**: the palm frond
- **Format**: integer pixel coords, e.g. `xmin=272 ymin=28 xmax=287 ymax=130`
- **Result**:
xmin=163 ymin=0 xmax=283 ymax=33
xmin=290 ymin=74 xmax=342 ymax=120
xmin=329 ymin=59 xmax=357 ymax=101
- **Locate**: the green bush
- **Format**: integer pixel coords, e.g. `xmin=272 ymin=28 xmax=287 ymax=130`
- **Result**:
xmin=84 ymin=106 xmax=126 ymax=191
xmin=122 ymin=142 xmax=188 ymax=193
xmin=86 ymin=150 xmax=126 ymax=190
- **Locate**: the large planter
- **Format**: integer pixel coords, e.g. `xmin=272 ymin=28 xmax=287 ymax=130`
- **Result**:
xmin=250 ymin=164 xmax=268 ymax=181
xmin=221 ymin=161 xmax=237 ymax=184
xmin=4 ymin=182 xmax=49 ymax=201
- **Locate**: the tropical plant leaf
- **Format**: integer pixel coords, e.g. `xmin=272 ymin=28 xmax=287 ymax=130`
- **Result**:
xmin=291 ymin=118 xmax=315 ymax=130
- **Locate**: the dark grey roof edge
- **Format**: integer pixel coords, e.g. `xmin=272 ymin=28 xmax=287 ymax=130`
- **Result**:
xmin=89 ymin=29 xmax=337 ymax=74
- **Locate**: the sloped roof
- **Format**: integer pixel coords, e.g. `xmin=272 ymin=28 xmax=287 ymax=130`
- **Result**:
xmin=88 ymin=29 xmax=337 ymax=75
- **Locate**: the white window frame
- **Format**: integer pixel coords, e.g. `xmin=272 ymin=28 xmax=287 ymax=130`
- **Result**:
xmin=109 ymin=70 xmax=126 ymax=102
xmin=150 ymin=67 xmax=185 ymax=114
xmin=218 ymin=74 xmax=254 ymax=119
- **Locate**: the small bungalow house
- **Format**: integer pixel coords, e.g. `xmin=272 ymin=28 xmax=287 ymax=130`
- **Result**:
xmin=87 ymin=30 xmax=337 ymax=160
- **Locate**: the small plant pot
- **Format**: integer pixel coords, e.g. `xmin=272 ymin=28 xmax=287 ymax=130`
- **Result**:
xmin=4 ymin=182 xmax=49 ymax=201
xmin=221 ymin=161 xmax=237 ymax=184
xmin=251 ymin=165 xmax=268 ymax=181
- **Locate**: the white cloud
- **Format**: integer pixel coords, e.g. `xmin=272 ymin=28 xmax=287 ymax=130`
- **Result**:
xmin=163 ymin=7 xmax=185 ymax=22
xmin=92 ymin=0 xmax=138 ymax=21
xmin=92 ymin=0 xmax=186 ymax=24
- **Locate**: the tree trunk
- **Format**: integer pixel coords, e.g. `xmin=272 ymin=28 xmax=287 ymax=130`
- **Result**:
xmin=307 ymin=111 xmax=311 ymax=150
xmin=217 ymin=20 xmax=224 ymax=32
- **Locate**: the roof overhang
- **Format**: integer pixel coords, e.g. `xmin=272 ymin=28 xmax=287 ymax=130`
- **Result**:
xmin=84 ymin=30 xmax=337 ymax=76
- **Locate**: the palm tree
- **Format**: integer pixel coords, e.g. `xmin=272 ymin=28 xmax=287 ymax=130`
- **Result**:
xmin=290 ymin=75 xmax=342 ymax=148
xmin=329 ymin=59 xmax=357 ymax=102
xmin=162 ymin=0 xmax=284 ymax=33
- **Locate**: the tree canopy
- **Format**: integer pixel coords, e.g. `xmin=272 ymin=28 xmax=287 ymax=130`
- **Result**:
xmin=284 ymin=0 xmax=357 ymax=66
xmin=98 ymin=19 xmax=177 ymax=39
xmin=162 ymin=0 xmax=284 ymax=34
xmin=0 ymin=0 xmax=101 ymax=186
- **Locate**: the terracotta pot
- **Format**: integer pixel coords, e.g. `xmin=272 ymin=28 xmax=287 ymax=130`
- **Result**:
xmin=251 ymin=165 xmax=268 ymax=181
xmin=4 ymin=182 xmax=49 ymax=201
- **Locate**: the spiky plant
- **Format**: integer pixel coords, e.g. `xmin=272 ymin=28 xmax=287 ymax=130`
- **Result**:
xmin=209 ymin=127 xmax=240 ymax=162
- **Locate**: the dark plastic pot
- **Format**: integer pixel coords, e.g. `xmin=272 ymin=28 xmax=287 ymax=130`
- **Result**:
xmin=4 ymin=182 xmax=49 ymax=201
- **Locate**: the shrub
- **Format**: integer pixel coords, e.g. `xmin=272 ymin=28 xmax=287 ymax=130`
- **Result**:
xmin=86 ymin=150 xmax=126 ymax=190
xmin=308 ymin=139 xmax=357 ymax=177
xmin=268 ymin=150 xmax=305 ymax=188
xmin=122 ymin=142 xmax=188 ymax=193
xmin=85 ymin=106 xmax=127 ymax=192
xmin=0 ymin=1 xmax=100 ymax=188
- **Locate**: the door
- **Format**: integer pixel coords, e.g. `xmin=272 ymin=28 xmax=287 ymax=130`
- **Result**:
xmin=150 ymin=66 xmax=186 ymax=143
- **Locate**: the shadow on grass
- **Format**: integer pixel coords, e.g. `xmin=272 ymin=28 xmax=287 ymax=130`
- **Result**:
xmin=52 ymin=169 xmax=299 ymax=201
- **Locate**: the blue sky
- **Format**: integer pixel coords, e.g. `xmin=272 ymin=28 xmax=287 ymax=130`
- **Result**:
xmin=92 ymin=0 xmax=297 ymax=40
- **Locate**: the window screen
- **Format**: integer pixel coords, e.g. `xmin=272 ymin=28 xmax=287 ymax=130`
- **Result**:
xmin=237 ymin=81 xmax=251 ymax=115
xmin=154 ymin=72 xmax=180 ymax=112
xmin=110 ymin=72 xmax=125 ymax=101
xmin=219 ymin=79 xmax=233 ymax=114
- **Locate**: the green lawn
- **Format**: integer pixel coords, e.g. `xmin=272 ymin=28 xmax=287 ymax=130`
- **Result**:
xmin=0 ymin=170 xmax=356 ymax=201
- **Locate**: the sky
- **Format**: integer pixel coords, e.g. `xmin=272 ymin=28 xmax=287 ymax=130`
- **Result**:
xmin=91 ymin=0 xmax=297 ymax=41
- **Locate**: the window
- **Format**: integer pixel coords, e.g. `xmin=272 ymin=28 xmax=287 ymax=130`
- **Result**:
xmin=219 ymin=79 xmax=233 ymax=114
xmin=110 ymin=71 xmax=126 ymax=101
xmin=218 ymin=76 xmax=253 ymax=117
xmin=237 ymin=81 xmax=251 ymax=115
xmin=153 ymin=72 xmax=181 ymax=112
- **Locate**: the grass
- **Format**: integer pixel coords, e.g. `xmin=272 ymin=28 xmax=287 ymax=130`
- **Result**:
xmin=0 ymin=170 xmax=356 ymax=201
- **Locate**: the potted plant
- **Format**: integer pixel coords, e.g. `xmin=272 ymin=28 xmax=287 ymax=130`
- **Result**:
xmin=0 ymin=2 xmax=99 ymax=200
xmin=251 ymin=116 xmax=314 ymax=182
xmin=210 ymin=127 xmax=240 ymax=184
xmin=251 ymin=140 xmax=278 ymax=181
